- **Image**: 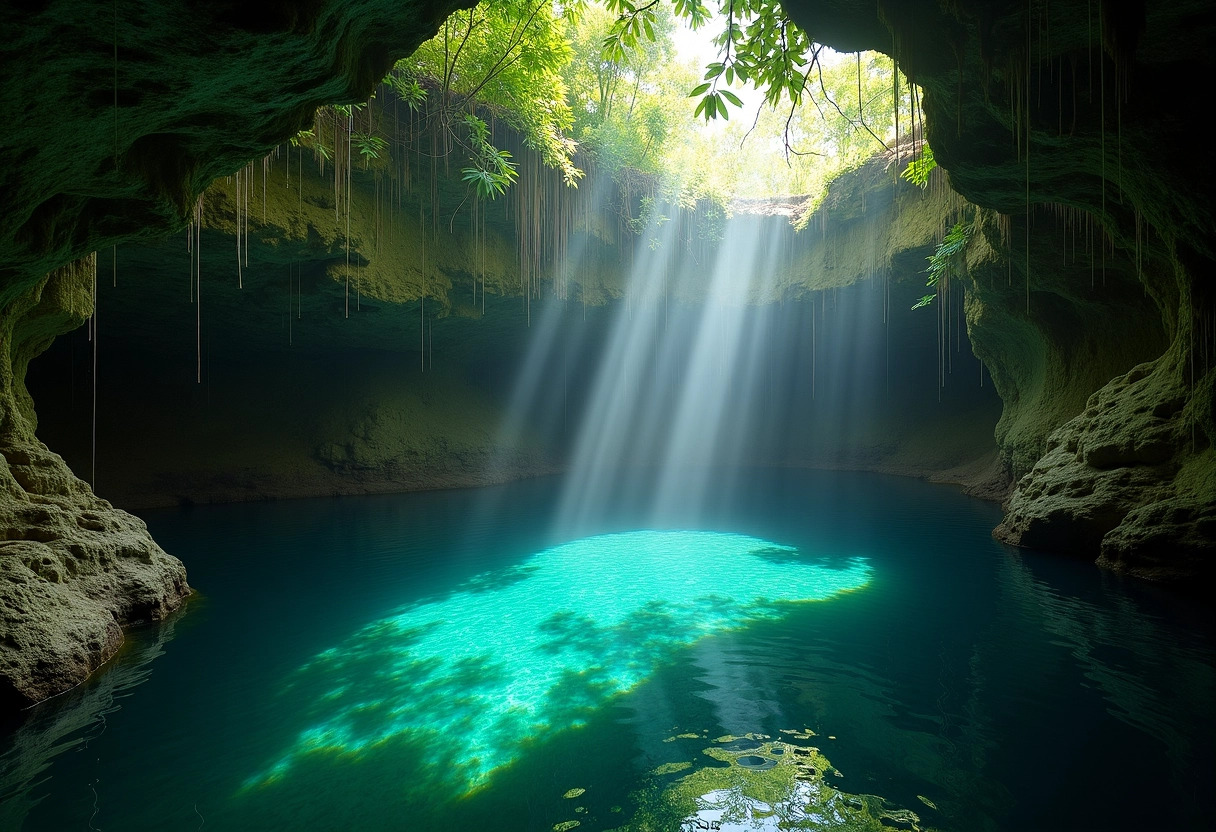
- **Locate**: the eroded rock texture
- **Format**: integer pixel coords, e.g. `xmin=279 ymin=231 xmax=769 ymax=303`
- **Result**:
xmin=780 ymin=0 xmax=1216 ymax=580
xmin=0 ymin=0 xmax=469 ymax=290
xmin=0 ymin=259 xmax=188 ymax=709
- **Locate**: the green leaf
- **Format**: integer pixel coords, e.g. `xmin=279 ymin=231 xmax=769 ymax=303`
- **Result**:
xmin=690 ymin=82 xmax=711 ymax=97
xmin=901 ymin=145 xmax=937 ymax=189
xmin=720 ymin=89 xmax=743 ymax=107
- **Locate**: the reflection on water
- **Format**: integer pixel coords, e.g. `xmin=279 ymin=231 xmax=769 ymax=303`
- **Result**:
xmin=994 ymin=552 xmax=1216 ymax=806
xmin=0 ymin=614 xmax=181 ymax=830
xmin=243 ymin=531 xmax=871 ymax=796
xmin=613 ymin=731 xmax=932 ymax=832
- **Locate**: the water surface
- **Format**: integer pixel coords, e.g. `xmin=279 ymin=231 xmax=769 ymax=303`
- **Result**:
xmin=1 ymin=470 xmax=1212 ymax=831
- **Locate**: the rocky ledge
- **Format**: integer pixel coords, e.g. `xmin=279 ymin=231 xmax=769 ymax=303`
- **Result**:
xmin=996 ymin=358 xmax=1215 ymax=582
xmin=0 ymin=442 xmax=189 ymax=709
xmin=0 ymin=259 xmax=189 ymax=710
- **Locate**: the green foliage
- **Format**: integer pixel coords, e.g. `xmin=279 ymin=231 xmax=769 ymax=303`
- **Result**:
xmin=385 ymin=69 xmax=428 ymax=111
xmin=600 ymin=0 xmax=925 ymax=209
xmin=630 ymin=195 xmax=671 ymax=247
xmin=604 ymin=0 xmax=817 ymax=122
xmin=289 ymin=129 xmax=331 ymax=161
xmin=901 ymin=144 xmax=936 ymax=189
xmin=690 ymin=84 xmax=742 ymax=121
xmin=914 ymin=219 xmax=973 ymax=309
xmin=285 ymin=0 xmax=921 ymax=212
xmin=562 ymin=2 xmax=678 ymax=171
xmin=559 ymin=4 xmax=908 ymax=206
xmin=353 ymin=133 xmax=387 ymax=163
xmin=926 ymin=220 xmax=973 ymax=285
xmin=404 ymin=0 xmax=581 ymax=184
xmin=460 ymin=114 xmax=519 ymax=199
xmin=571 ymin=0 xmax=917 ymax=203
xmin=674 ymin=51 xmax=909 ymax=204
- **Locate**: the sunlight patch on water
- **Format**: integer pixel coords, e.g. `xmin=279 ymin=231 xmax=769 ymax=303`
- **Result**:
xmin=243 ymin=530 xmax=870 ymax=795
xmin=616 ymin=732 xmax=932 ymax=831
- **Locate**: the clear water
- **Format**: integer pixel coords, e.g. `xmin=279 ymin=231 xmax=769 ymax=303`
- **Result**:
xmin=1 ymin=470 xmax=1212 ymax=831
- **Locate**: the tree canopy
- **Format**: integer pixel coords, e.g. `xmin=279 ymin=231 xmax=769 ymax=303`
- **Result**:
xmin=297 ymin=0 xmax=924 ymax=212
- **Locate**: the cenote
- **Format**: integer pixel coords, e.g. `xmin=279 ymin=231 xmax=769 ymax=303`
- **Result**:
xmin=2 ymin=1 xmax=1215 ymax=831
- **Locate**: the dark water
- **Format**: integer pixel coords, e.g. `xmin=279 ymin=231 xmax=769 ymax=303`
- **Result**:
xmin=1 ymin=470 xmax=1212 ymax=831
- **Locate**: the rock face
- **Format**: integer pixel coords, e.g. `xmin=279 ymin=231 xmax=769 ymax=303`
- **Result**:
xmin=0 ymin=0 xmax=469 ymax=289
xmin=778 ymin=0 xmax=1216 ymax=581
xmin=998 ymin=357 xmax=1216 ymax=582
xmin=0 ymin=613 xmax=179 ymax=829
xmin=0 ymin=0 xmax=468 ymax=707
xmin=0 ymin=259 xmax=188 ymax=709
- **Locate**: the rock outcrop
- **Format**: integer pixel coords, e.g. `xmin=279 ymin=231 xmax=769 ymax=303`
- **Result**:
xmin=0 ymin=258 xmax=188 ymax=709
xmin=779 ymin=0 xmax=1216 ymax=581
xmin=0 ymin=0 xmax=467 ymax=707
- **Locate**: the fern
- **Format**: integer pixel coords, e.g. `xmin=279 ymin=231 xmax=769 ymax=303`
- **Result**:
xmin=353 ymin=133 xmax=387 ymax=161
xmin=289 ymin=129 xmax=332 ymax=160
xmin=386 ymin=71 xmax=427 ymax=111
xmin=913 ymin=219 xmax=973 ymax=309
xmin=901 ymin=144 xmax=936 ymax=189
xmin=460 ymin=115 xmax=518 ymax=199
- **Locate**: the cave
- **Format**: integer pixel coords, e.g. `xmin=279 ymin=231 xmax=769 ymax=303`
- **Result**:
xmin=0 ymin=0 xmax=1213 ymax=830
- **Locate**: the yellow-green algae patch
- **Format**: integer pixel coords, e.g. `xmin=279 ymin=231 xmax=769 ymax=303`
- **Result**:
xmin=609 ymin=732 xmax=936 ymax=832
xmin=553 ymin=821 xmax=581 ymax=831
xmin=563 ymin=788 xmax=587 ymax=799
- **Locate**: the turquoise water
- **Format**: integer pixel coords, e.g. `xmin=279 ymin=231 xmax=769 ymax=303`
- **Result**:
xmin=1 ymin=470 xmax=1213 ymax=831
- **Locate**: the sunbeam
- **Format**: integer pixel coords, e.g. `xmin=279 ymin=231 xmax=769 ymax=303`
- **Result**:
xmin=552 ymin=205 xmax=796 ymax=533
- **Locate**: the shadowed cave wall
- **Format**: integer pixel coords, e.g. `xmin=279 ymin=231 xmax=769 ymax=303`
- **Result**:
xmin=777 ymin=0 xmax=1215 ymax=581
